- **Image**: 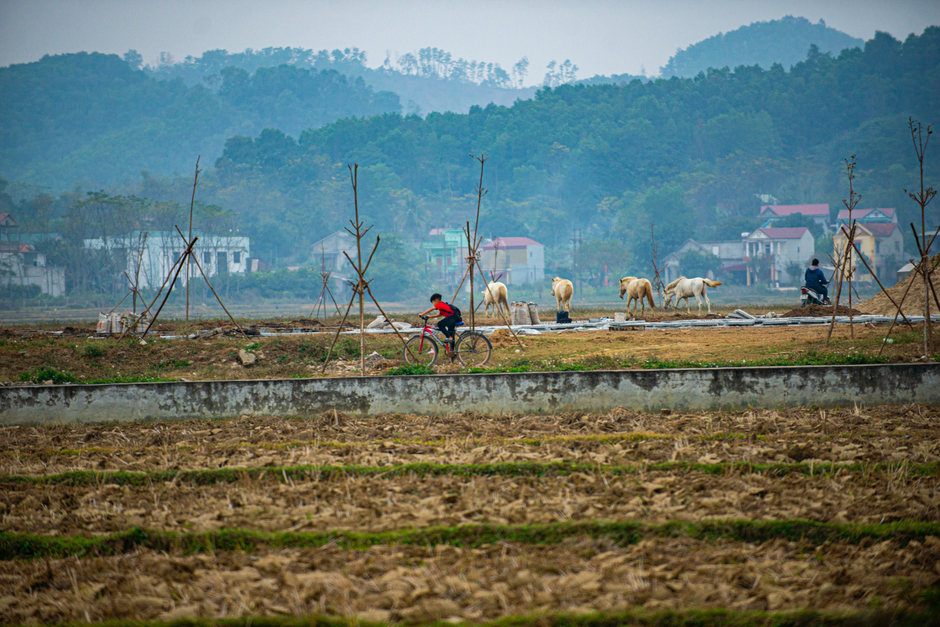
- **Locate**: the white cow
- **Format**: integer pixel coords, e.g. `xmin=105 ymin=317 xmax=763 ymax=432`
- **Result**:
xmin=663 ymin=276 xmax=723 ymax=314
xmin=482 ymin=281 xmax=509 ymax=316
xmin=551 ymin=277 xmax=574 ymax=312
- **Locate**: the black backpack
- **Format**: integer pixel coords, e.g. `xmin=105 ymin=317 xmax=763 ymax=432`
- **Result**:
xmin=446 ymin=302 xmax=462 ymax=320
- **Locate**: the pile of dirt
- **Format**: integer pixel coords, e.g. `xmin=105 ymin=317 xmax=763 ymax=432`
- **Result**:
xmin=781 ymin=304 xmax=864 ymax=317
xmin=488 ymin=327 xmax=517 ymax=348
xmin=859 ymin=253 xmax=940 ymax=315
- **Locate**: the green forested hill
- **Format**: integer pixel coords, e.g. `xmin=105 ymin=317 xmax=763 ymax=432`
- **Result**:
xmin=144 ymin=46 xmax=538 ymax=117
xmin=3 ymin=28 xmax=938 ymax=294
xmin=661 ymin=16 xmax=864 ymax=77
xmin=0 ymin=52 xmax=401 ymax=187
xmin=197 ymin=29 xmax=938 ymax=270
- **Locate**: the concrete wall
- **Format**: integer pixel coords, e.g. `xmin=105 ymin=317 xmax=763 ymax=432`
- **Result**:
xmin=2 ymin=364 xmax=938 ymax=427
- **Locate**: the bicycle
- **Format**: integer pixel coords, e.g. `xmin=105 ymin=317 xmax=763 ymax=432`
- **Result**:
xmin=403 ymin=315 xmax=492 ymax=367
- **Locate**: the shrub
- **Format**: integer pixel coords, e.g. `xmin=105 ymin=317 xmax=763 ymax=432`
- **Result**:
xmin=20 ymin=368 xmax=78 ymax=384
xmin=384 ymin=364 xmax=435 ymax=376
xmin=80 ymin=344 xmax=106 ymax=359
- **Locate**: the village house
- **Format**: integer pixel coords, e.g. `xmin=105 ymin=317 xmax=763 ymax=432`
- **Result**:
xmin=479 ymin=237 xmax=545 ymax=286
xmin=743 ymin=227 xmax=815 ymax=286
xmin=833 ymin=208 xmax=905 ymax=284
xmin=836 ymin=207 xmax=897 ymax=228
xmin=759 ymin=203 xmax=831 ymax=232
xmin=311 ymin=230 xmax=357 ymax=274
xmin=0 ymin=213 xmax=66 ymax=297
xmin=833 ymin=221 xmax=906 ymax=285
xmin=84 ymin=231 xmax=249 ymax=289
xmin=421 ymin=228 xmax=467 ymax=286
xmin=661 ymin=239 xmax=744 ymax=285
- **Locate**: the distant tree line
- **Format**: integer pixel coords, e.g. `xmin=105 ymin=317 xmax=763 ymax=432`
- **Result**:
xmin=2 ymin=27 xmax=938 ymax=303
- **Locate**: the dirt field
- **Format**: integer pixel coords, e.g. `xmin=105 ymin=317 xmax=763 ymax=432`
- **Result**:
xmin=1 ymin=309 xmax=934 ymax=385
xmin=1 ymin=406 xmax=938 ymax=624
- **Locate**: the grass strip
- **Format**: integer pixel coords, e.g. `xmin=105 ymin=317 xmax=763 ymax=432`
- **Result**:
xmin=2 ymin=460 xmax=935 ymax=488
xmin=2 ymin=518 xmax=939 ymax=562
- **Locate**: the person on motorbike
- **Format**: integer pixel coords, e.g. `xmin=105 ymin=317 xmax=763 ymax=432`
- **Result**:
xmin=804 ymin=259 xmax=830 ymax=304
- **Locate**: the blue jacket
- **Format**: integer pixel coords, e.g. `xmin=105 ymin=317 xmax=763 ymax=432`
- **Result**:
xmin=805 ymin=267 xmax=828 ymax=291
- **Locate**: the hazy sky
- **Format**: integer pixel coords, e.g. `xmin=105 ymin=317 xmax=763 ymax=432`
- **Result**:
xmin=1 ymin=0 xmax=937 ymax=82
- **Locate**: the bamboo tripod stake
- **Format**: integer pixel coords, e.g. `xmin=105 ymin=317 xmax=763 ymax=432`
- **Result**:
xmin=466 ymin=152 xmax=524 ymax=348
xmin=647 ymin=224 xmax=667 ymax=310
xmin=907 ymin=118 xmax=937 ymax=358
xmin=827 ymin=156 xmax=861 ymax=345
xmin=185 ymin=157 xmax=200 ymax=322
xmin=172 ymin=226 xmax=248 ymax=338
xmin=320 ymin=165 xmax=417 ymax=372
xmin=311 ymin=246 xmax=342 ymax=320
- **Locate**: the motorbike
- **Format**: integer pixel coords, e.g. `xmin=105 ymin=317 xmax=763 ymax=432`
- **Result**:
xmin=800 ymin=284 xmax=830 ymax=307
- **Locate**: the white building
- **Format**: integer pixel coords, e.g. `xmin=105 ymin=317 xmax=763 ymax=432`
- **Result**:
xmin=84 ymin=231 xmax=249 ymax=289
xmin=0 ymin=214 xmax=66 ymax=297
xmin=479 ymin=237 xmax=545 ymax=286
xmin=662 ymin=239 xmax=744 ymax=284
xmin=0 ymin=242 xmax=67 ymax=297
xmin=743 ymin=227 xmax=815 ymax=286
xmin=311 ymin=230 xmax=358 ymax=274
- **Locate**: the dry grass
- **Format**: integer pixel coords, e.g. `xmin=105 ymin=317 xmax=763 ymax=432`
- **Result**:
xmin=1 ymin=407 xmax=938 ymax=623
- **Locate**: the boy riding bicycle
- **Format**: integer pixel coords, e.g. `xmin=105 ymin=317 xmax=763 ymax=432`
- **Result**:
xmin=418 ymin=293 xmax=461 ymax=349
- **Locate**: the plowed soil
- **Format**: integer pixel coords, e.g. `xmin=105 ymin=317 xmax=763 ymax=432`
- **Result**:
xmin=1 ymin=405 xmax=938 ymax=624
xmin=3 ymin=536 xmax=937 ymax=624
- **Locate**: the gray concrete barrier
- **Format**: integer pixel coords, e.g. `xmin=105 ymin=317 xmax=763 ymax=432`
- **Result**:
xmin=1 ymin=364 xmax=938 ymax=426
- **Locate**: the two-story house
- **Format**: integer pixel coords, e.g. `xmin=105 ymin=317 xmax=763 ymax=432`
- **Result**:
xmin=421 ymin=228 xmax=467 ymax=286
xmin=833 ymin=208 xmax=905 ymax=284
xmin=743 ymin=227 xmax=815 ymax=286
xmin=832 ymin=222 xmax=905 ymax=284
xmin=479 ymin=237 xmax=545 ymax=286
xmin=759 ymin=204 xmax=831 ymax=232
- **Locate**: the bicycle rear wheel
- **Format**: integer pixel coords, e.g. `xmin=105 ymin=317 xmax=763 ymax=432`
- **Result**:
xmin=404 ymin=335 xmax=438 ymax=367
xmin=455 ymin=331 xmax=492 ymax=367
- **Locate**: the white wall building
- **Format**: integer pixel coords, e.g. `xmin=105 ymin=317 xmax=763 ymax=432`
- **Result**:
xmin=479 ymin=237 xmax=545 ymax=286
xmin=0 ymin=242 xmax=66 ymax=297
xmin=0 ymin=213 xmax=66 ymax=297
xmin=84 ymin=231 xmax=249 ymax=289
xmin=743 ymin=227 xmax=815 ymax=286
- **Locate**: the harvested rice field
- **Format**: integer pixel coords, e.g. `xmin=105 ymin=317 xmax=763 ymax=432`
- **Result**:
xmin=1 ymin=405 xmax=939 ymax=626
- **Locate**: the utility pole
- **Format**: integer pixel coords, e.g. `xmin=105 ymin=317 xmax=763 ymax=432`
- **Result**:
xmin=571 ymin=228 xmax=583 ymax=299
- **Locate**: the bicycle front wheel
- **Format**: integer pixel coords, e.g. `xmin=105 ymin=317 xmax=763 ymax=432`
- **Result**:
xmin=404 ymin=335 xmax=438 ymax=367
xmin=456 ymin=331 xmax=492 ymax=367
